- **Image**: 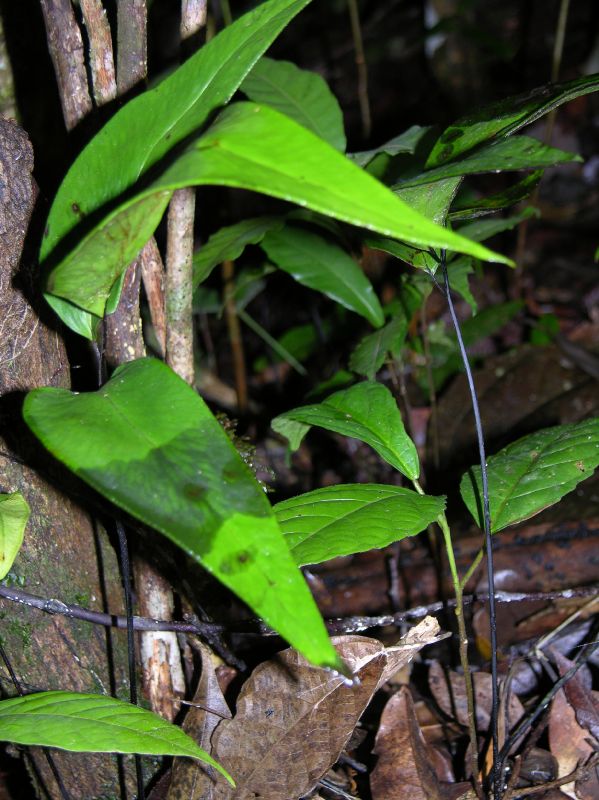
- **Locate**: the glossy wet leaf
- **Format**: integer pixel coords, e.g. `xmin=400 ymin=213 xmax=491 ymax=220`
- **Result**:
xmin=45 ymin=102 xmax=511 ymax=336
xmin=349 ymin=313 xmax=408 ymax=379
xmin=460 ymin=418 xmax=599 ymax=532
xmin=449 ymin=171 xmax=542 ymax=220
xmin=274 ymin=484 xmax=445 ymax=566
xmin=261 ymin=226 xmax=384 ymax=326
xmin=427 ymin=73 xmax=599 ymax=167
xmin=23 ymin=358 xmax=342 ymax=671
xmin=241 ymin=57 xmax=345 ymax=151
xmin=192 ymin=216 xmax=283 ymax=288
xmin=367 ymin=177 xmax=461 ymax=270
xmin=348 ymin=126 xmax=431 ymax=167
xmin=456 ymin=206 xmax=538 ymax=243
xmin=180 ymin=619 xmax=442 ymax=800
xmin=0 ymin=492 xmax=30 ymax=580
xmin=0 ymin=691 xmax=232 ymax=782
xmin=41 ymin=0 xmax=312 ymax=263
xmin=272 ymin=380 xmax=419 ymax=479
xmin=401 ymin=136 xmax=580 ymax=188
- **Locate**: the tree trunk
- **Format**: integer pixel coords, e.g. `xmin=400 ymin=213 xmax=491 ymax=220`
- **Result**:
xmin=0 ymin=118 xmax=135 ymax=799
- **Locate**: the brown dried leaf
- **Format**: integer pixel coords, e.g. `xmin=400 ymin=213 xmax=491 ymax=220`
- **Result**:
xmin=370 ymin=686 xmax=443 ymax=800
xmin=192 ymin=617 xmax=441 ymax=800
xmin=548 ymin=688 xmax=593 ymax=800
xmin=429 ymin=663 xmax=524 ymax=734
xmin=167 ymin=643 xmax=232 ymax=800
xmin=552 ymin=649 xmax=599 ymax=742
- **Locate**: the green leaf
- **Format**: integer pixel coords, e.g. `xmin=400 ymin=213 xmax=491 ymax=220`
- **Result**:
xmin=0 ymin=493 xmax=30 ymax=581
xmin=23 ymin=358 xmax=342 ymax=671
xmin=348 ymin=126 xmax=431 ymax=167
xmin=0 ymin=691 xmax=232 ymax=783
xmin=456 ymin=206 xmax=538 ymax=242
xmin=460 ymin=418 xmax=599 ymax=533
xmin=42 ymin=0 xmax=313 ymax=263
xmin=349 ymin=313 xmax=408 ymax=379
xmin=445 ymin=257 xmax=477 ymax=313
xmin=45 ymin=102 xmax=512 ymax=336
xmin=272 ymin=380 xmax=419 ymax=479
xmin=261 ymin=226 xmax=384 ymax=327
xmin=275 ymin=484 xmax=445 ymax=565
xmin=367 ymin=177 xmax=461 ymax=270
xmin=401 ymin=136 xmax=581 ymax=188
xmin=241 ymin=57 xmax=346 ymax=151
xmin=449 ymin=171 xmax=543 ymax=220
xmin=427 ymin=74 xmax=599 ymax=167
xmin=193 ymin=217 xmax=283 ymax=288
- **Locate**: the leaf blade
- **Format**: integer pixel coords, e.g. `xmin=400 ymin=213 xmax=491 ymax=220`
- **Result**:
xmin=241 ymin=56 xmax=346 ymax=150
xmin=0 ymin=492 xmax=30 ymax=580
xmin=272 ymin=380 xmax=419 ymax=479
xmin=275 ymin=484 xmax=445 ymax=565
xmin=261 ymin=226 xmax=384 ymax=327
xmin=23 ymin=358 xmax=342 ymax=671
xmin=0 ymin=690 xmax=232 ymax=782
xmin=460 ymin=418 xmax=599 ymax=532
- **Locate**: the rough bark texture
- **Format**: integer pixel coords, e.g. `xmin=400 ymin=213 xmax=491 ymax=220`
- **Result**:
xmin=0 ymin=118 xmax=134 ymax=799
xmin=116 ymin=0 xmax=147 ymax=95
xmin=38 ymin=0 xmax=92 ymax=129
xmin=79 ymin=0 xmax=117 ymax=105
xmin=104 ymin=258 xmax=145 ymax=366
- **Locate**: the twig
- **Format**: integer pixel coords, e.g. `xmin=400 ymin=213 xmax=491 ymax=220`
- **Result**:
xmin=347 ymin=0 xmax=371 ymax=139
xmin=39 ymin=0 xmax=93 ymax=129
xmin=165 ymin=188 xmax=197 ymax=385
xmin=223 ymin=260 xmax=248 ymax=412
xmin=2 ymin=583 xmax=596 ymax=637
xmin=140 ymin=239 xmax=167 ymax=356
xmin=441 ymin=252 xmax=500 ymax=798
xmin=506 ymin=753 xmax=598 ymax=798
xmin=116 ymin=520 xmax=145 ymax=800
xmin=79 ymin=0 xmax=117 ymax=105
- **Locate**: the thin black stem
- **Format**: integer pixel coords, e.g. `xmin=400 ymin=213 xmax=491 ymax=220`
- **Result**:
xmin=115 ymin=520 xmax=145 ymax=800
xmin=441 ymin=251 xmax=500 ymax=799
xmin=0 ymin=642 xmax=72 ymax=800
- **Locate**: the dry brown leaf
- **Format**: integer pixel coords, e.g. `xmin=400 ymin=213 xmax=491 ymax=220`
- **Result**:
xmin=548 ymin=687 xmax=593 ymax=800
xmin=370 ymin=686 xmax=444 ymax=800
xmin=167 ymin=642 xmax=232 ymax=800
xmin=429 ymin=663 xmax=524 ymax=734
xmin=552 ymin=649 xmax=599 ymax=742
xmin=188 ymin=616 xmax=441 ymax=800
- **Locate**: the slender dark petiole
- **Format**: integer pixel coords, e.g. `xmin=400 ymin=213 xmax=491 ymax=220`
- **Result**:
xmin=115 ymin=520 xmax=145 ymax=800
xmin=440 ymin=251 xmax=500 ymax=798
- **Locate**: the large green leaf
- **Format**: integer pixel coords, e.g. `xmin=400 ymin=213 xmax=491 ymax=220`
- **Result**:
xmin=349 ymin=313 xmax=408 ymax=379
xmin=449 ymin=171 xmax=542 ymax=220
xmin=275 ymin=484 xmax=445 ymax=566
xmin=44 ymin=102 xmax=511 ymax=336
xmin=348 ymin=126 xmax=431 ymax=167
xmin=41 ymin=0 xmax=313 ymax=264
xmin=0 ymin=691 xmax=232 ymax=782
xmin=272 ymin=380 xmax=419 ymax=479
xmin=23 ymin=359 xmax=342 ymax=671
xmin=261 ymin=226 xmax=384 ymax=327
xmin=400 ymin=136 xmax=581 ymax=188
xmin=460 ymin=419 xmax=599 ymax=533
xmin=0 ymin=492 xmax=30 ymax=580
xmin=427 ymin=74 xmax=599 ymax=167
xmin=241 ymin=57 xmax=346 ymax=151
xmin=456 ymin=206 xmax=538 ymax=243
xmin=193 ymin=216 xmax=284 ymax=287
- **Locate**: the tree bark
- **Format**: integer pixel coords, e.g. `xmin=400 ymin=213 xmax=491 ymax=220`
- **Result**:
xmin=0 ymin=119 xmax=135 ymax=799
